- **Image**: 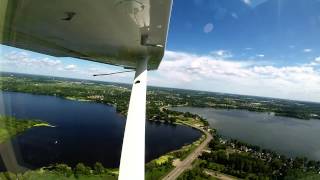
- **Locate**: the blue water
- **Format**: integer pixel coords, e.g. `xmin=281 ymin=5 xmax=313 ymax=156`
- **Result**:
xmin=172 ymin=107 xmax=320 ymax=161
xmin=0 ymin=92 xmax=201 ymax=171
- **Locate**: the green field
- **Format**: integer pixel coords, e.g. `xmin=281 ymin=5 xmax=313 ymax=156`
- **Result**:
xmin=0 ymin=163 xmax=118 ymax=180
xmin=0 ymin=116 xmax=53 ymax=143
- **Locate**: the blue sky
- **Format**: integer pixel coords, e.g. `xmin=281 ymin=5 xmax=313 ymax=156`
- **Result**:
xmin=1 ymin=0 xmax=320 ymax=102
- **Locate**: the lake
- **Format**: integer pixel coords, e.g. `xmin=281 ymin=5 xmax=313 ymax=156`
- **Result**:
xmin=0 ymin=92 xmax=202 ymax=171
xmin=172 ymin=107 xmax=320 ymax=161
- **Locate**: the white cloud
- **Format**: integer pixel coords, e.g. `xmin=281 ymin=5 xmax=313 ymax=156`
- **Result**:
xmin=308 ymin=57 xmax=320 ymax=66
xmin=257 ymin=54 xmax=265 ymax=58
xmin=2 ymin=51 xmax=62 ymax=68
xmin=303 ymin=48 xmax=312 ymax=53
xmin=243 ymin=0 xmax=251 ymax=5
xmin=2 ymin=50 xmax=320 ymax=102
xmin=203 ymin=23 xmax=214 ymax=33
xmin=243 ymin=0 xmax=268 ymax=7
xmin=64 ymin=64 xmax=77 ymax=71
xmin=0 ymin=50 xmax=134 ymax=83
xmin=149 ymin=51 xmax=320 ymax=102
xmin=210 ymin=50 xmax=233 ymax=58
xmin=231 ymin=13 xmax=238 ymax=19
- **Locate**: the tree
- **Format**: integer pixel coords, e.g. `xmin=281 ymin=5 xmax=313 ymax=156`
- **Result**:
xmin=270 ymin=159 xmax=283 ymax=170
xmin=94 ymin=162 xmax=105 ymax=174
xmin=54 ymin=164 xmax=73 ymax=177
xmin=293 ymin=157 xmax=305 ymax=169
xmin=75 ymin=163 xmax=91 ymax=176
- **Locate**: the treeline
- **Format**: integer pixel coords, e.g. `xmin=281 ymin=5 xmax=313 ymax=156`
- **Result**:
xmin=0 ymin=162 xmax=117 ymax=180
xmin=45 ymin=162 xmax=117 ymax=178
xmin=149 ymin=109 xmax=209 ymax=126
xmin=177 ymin=165 xmax=211 ymax=180
xmin=1 ymin=74 xmax=320 ymax=121
xmin=0 ymin=75 xmax=206 ymax=125
xmin=147 ymin=107 xmax=176 ymax=123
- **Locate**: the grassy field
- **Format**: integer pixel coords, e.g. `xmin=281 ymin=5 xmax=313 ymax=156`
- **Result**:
xmin=146 ymin=155 xmax=174 ymax=180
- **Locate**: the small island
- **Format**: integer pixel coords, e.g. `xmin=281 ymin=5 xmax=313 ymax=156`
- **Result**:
xmin=0 ymin=115 xmax=54 ymax=143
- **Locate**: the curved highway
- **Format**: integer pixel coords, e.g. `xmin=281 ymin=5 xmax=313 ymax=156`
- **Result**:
xmin=162 ymin=125 xmax=213 ymax=180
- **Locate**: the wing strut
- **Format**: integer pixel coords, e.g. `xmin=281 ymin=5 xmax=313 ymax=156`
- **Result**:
xmin=119 ymin=58 xmax=148 ymax=180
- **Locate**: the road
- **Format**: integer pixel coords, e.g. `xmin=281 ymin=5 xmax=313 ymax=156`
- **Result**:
xmin=204 ymin=170 xmax=238 ymax=180
xmin=162 ymin=125 xmax=213 ymax=180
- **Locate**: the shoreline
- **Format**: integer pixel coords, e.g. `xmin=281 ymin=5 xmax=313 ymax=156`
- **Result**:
xmin=3 ymin=91 xmax=320 ymax=165
xmin=0 ymin=92 xmax=206 ymax=179
xmin=170 ymin=105 xmax=320 ymax=121
xmin=1 ymin=92 xmax=319 ymax=179
xmin=33 ymin=123 xmax=56 ymax=128
xmin=171 ymin=106 xmax=320 ymax=161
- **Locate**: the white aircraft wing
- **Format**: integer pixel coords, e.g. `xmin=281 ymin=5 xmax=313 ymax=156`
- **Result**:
xmin=0 ymin=1 xmax=172 ymax=180
xmin=0 ymin=0 xmax=172 ymax=70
